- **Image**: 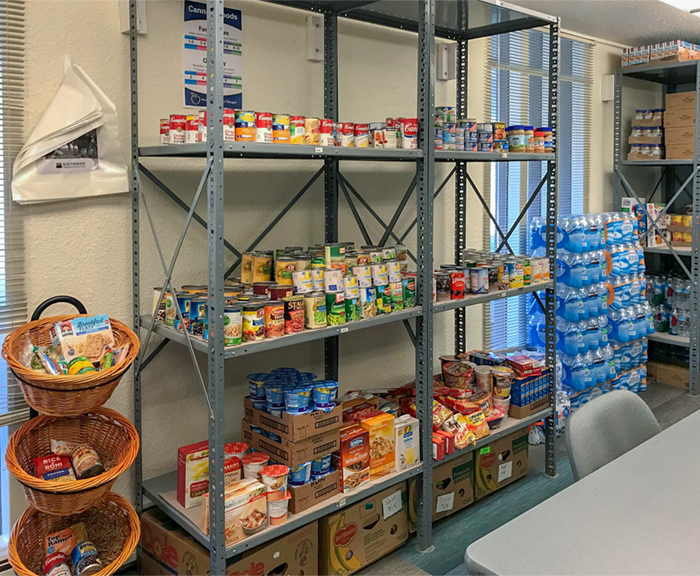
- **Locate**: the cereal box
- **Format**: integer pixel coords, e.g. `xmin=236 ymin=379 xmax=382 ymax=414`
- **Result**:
xmin=332 ymin=424 xmax=370 ymax=493
xmin=51 ymin=314 xmax=114 ymax=363
xmin=360 ymin=412 xmax=395 ymax=478
xmin=394 ymin=414 xmax=420 ymax=471
xmin=177 ymin=440 xmax=242 ymax=509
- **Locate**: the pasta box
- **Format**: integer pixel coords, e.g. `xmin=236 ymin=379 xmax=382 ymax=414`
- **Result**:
xmin=332 ymin=424 xmax=370 ymax=494
xmin=289 ymin=469 xmax=341 ymax=514
xmin=359 ymin=411 xmax=396 ymax=479
xmin=474 ymin=429 xmax=529 ymax=500
xmin=141 ymin=507 xmax=318 ymax=575
xmin=319 ymin=483 xmax=408 ymax=576
xmin=242 ymin=420 xmax=340 ymax=467
xmin=243 ymin=396 xmax=342 ymax=442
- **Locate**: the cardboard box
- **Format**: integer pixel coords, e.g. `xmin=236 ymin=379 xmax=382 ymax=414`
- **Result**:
xmin=665 ymin=126 xmax=695 ymax=145
xmin=664 ymin=107 xmax=696 ymax=127
xmin=244 ymin=397 xmax=342 ymax=442
xmin=666 ymin=91 xmax=696 ymax=110
xmin=141 ymin=508 xmax=319 ymax=576
xmin=333 ymin=424 xmax=370 ymax=494
xmin=360 ymin=412 xmax=396 ymax=479
xmin=508 ymin=395 xmax=551 ymax=420
xmin=177 ymin=441 xmax=242 ymax=509
xmin=394 ymin=414 xmax=421 ymax=472
xmin=319 ymin=483 xmax=409 ymax=576
xmin=407 ymin=452 xmax=474 ymax=530
xmin=474 ymin=430 xmax=529 ymax=500
xmin=649 ymin=361 xmax=689 ymax=388
xmin=339 ymin=393 xmax=381 ymax=423
xmin=666 ymin=143 xmax=695 ymax=160
xmin=242 ymin=421 xmax=340 ymax=467
xmin=289 ymin=469 xmax=341 ymax=514
xmin=629 ymin=135 xmax=663 ymax=145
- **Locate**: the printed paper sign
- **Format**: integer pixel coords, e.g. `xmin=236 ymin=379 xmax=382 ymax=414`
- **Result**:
xmin=435 ymin=493 xmax=455 ymax=514
xmin=183 ymin=0 xmax=243 ymax=108
xmin=382 ymin=490 xmax=403 ymax=519
xmin=498 ymin=461 xmax=513 ymax=483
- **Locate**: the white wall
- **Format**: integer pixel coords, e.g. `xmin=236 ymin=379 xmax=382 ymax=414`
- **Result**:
xmin=15 ymin=0 xmax=619 ymax=515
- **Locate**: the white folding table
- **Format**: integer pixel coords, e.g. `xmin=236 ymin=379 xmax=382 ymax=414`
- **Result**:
xmin=466 ymin=410 xmax=700 ymax=575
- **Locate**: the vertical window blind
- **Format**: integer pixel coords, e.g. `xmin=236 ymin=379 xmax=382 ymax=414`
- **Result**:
xmin=0 ymin=0 xmax=27 ymax=426
xmin=484 ymin=29 xmax=592 ymax=350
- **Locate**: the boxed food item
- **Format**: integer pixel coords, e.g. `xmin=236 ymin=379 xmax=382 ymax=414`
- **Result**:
xmin=506 ymin=355 xmax=542 ymax=377
xmin=242 ymin=421 xmax=339 ymax=467
xmin=319 ymin=483 xmax=409 ymax=576
xmin=666 ymin=91 xmax=697 ymax=110
xmin=659 ymin=40 xmax=698 ymax=63
xmin=394 ymin=414 xmax=420 ymax=471
xmin=141 ymin=507 xmax=318 ymax=576
xmin=359 ymin=411 xmax=395 ymax=479
xmin=474 ymin=429 xmax=529 ymax=499
xmin=665 ymin=125 xmax=695 ymax=146
xmin=289 ymin=469 xmax=341 ymax=514
xmin=339 ymin=392 xmax=381 ymax=423
xmin=177 ymin=441 xmax=242 ymax=509
xmin=666 ymin=143 xmax=695 ymax=161
xmin=51 ymin=315 xmax=114 ymax=363
xmin=647 ymin=360 xmax=689 ymax=388
xmin=200 ymin=478 xmax=268 ymax=546
xmin=333 ymin=424 xmax=370 ymax=493
xmin=432 ymin=432 xmax=446 ymax=461
xmin=664 ymin=107 xmax=695 ymax=128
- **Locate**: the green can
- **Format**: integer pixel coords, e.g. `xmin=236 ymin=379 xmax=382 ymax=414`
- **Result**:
xmin=311 ymin=254 xmax=326 ymax=269
xmin=389 ymin=282 xmax=404 ymax=312
xmin=521 ymin=257 xmax=531 ymax=286
xmin=326 ymin=292 xmax=346 ymax=326
xmin=403 ymin=276 xmax=416 ymax=309
xmin=376 ymin=284 xmax=392 ymax=315
xmin=345 ymin=297 xmax=360 ymax=322
xmin=359 ymin=286 xmax=377 ymax=319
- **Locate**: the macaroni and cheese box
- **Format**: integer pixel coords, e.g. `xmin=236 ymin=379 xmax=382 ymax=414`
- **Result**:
xmin=332 ymin=424 xmax=370 ymax=493
xmin=394 ymin=414 xmax=420 ymax=471
xmin=359 ymin=412 xmax=395 ymax=479
xmin=51 ymin=314 xmax=114 ymax=363
xmin=177 ymin=441 xmax=242 ymax=509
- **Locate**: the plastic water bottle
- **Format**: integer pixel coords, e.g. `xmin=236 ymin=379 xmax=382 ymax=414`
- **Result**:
xmin=586 ymin=285 xmax=600 ymax=318
xmin=671 ymin=307 xmax=690 ymax=337
xmin=580 ymin=252 xmax=591 ymax=287
xmin=629 ymin=275 xmax=643 ymax=305
xmin=557 ymin=250 xmax=584 ymax=288
xmin=561 ymin=353 xmax=586 ymax=392
xmin=563 ymin=216 xmax=585 ymax=253
xmin=530 ymin=216 xmax=545 ymax=251
xmin=621 ymin=213 xmax=635 ymax=243
xmin=604 ymin=213 xmax=619 ymax=247
xmin=625 ymin=308 xmax=638 ymax=341
xmin=585 ymin=316 xmax=600 ymax=351
xmin=586 ymin=214 xmax=602 ymax=251
xmin=557 ymin=285 xmax=583 ymax=322
xmin=601 ymin=344 xmax=617 ymax=382
xmin=591 ymin=348 xmax=607 ymax=385
xmin=577 ymin=288 xmax=590 ymax=320
xmin=620 ymin=342 xmax=632 ymax=371
xmin=643 ymin=302 xmax=655 ymax=335
xmin=599 ymin=249 xmax=608 ymax=282
xmin=580 ymin=216 xmax=591 ymax=253
xmin=588 ymin=250 xmax=601 ymax=284
xmin=598 ymin=314 xmax=610 ymax=346
xmin=557 ymin=318 xmax=581 ymax=356
xmin=529 ymin=313 xmax=544 ymax=349
xmin=597 ymin=282 xmax=609 ymax=315
xmin=576 ymin=320 xmax=590 ymax=354
xmin=582 ymin=352 xmax=595 ymax=389
xmin=630 ymin=339 xmax=643 ymax=368
xmin=653 ymin=305 xmax=669 ymax=332
xmin=608 ymin=309 xmax=630 ymax=343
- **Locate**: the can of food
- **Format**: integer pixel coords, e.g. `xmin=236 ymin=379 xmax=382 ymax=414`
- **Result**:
xmin=310 ymin=253 xmax=325 ymax=269
xmin=449 ymin=270 xmax=466 ymax=299
xmin=310 ymin=268 xmax=325 ymax=291
xmin=362 ymin=246 xmax=383 ymax=264
xmin=337 ymin=122 xmax=355 ymax=147
xmin=386 ymin=260 xmax=402 ymax=283
xmin=345 ymin=252 xmax=358 ymax=270
xmin=174 ymin=292 xmax=192 ymax=330
xmin=354 ymin=123 xmax=369 ymax=148
xmin=435 ymin=272 xmax=450 ymax=302
xmin=324 ymin=268 xmax=344 ymax=293
xmin=324 ymin=243 xmax=346 ymax=269
xmin=507 ymin=261 xmax=524 ymax=289
xmin=304 ymin=292 xmax=327 ymax=329
xmin=269 ymin=284 xmax=294 ymax=300
xmin=253 ymin=281 xmax=275 ymax=296
xmin=487 ymin=265 xmax=500 ymax=292
xmin=492 ymin=122 xmax=506 ymax=140
xmin=370 ymin=123 xmax=387 ymax=148
xmin=394 ymin=244 xmax=408 ymax=272
xmin=521 ymin=257 xmax=531 ymax=286
xmin=169 ymin=114 xmax=186 ymax=144
xmin=319 ymin=119 xmax=335 ymax=146
xmin=360 ymin=286 xmax=377 ymax=318
xmin=454 ymin=127 xmax=465 ymax=150
xmin=464 ymin=141 xmax=478 ymax=152
xmin=283 ymin=295 xmax=304 ymax=334
xmin=384 ymin=119 xmax=398 ymax=148
xmin=242 ymin=302 xmax=266 ymax=342
xmin=497 ymin=264 xmax=510 ymax=290
xmin=223 ymin=109 xmax=236 ymax=141
xmin=288 ymin=116 xmax=305 ymax=144
xmin=355 ymin=249 xmax=370 ymax=266
xmin=380 ymin=246 xmax=395 ymax=261
xmin=326 ymin=292 xmax=346 ymax=326
xmin=531 ymin=258 xmax=542 ymax=283
xmin=292 ymin=270 xmax=313 ymax=294
xmin=240 ymin=252 xmax=255 ymax=284
xmin=345 ymin=296 xmax=360 ymax=322
xmin=305 ymin=117 xmax=321 ymax=145
xmin=343 ymin=274 xmax=358 ymax=289
xmin=401 ymin=118 xmax=419 ymax=149
xmin=255 ymin=112 xmax=273 ymax=143
xmin=539 ymin=257 xmax=550 ymax=282
xmin=470 ymin=267 xmax=489 ymax=294
xmin=389 ymin=282 xmax=404 ymax=312
xmin=294 ymin=255 xmax=311 ymax=272
xmin=434 ymin=126 xmax=443 ymax=149
xmin=197 ymin=110 xmax=207 ymax=143
xmin=273 ymin=114 xmax=291 ymax=144
xmin=376 ymin=284 xmax=392 ymax=314
xmin=442 ymin=122 xmax=455 ymax=150
xmin=224 ymin=305 xmax=243 ymax=346
xmin=403 ymin=276 xmax=416 ymax=308
xmin=275 ymin=256 xmax=296 ymax=285
xmin=152 ymin=288 xmax=169 ymax=322
xmin=344 ymin=284 xmax=360 ymax=300
xmin=370 ymin=263 xmax=389 ymax=286
xmin=234 ymin=111 xmax=256 ymax=141
xmin=160 ymin=119 xmax=170 ymax=145
xmin=252 ymin=252 xmax=273 ymax=283
xmin=189 ymin=297 xmax=208 ymax=338
xmin=352 ymin=265 xmax=372 ymax=288
xmin=264 ymin=300 xmax=285 ymax=339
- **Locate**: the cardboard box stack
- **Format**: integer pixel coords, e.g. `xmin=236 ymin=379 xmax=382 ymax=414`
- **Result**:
xmin=665 ymin=91 xmax=696 ymax=160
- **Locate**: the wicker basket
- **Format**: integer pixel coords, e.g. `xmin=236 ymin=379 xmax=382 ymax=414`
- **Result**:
xmin=2 ymin=305 xmax=140 ymax=416
xmin=6 ymin=408 xmax=139 ymax=515
xmin=8 ymin=492 xmax=140 ymax=576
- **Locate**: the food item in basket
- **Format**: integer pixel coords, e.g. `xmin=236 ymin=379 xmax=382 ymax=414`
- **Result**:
xmin=39 ymin=352 xmax=64 ymax=375
xmin=44 ymin=551 xmax=71 ymax=576
xmin=113 ymin=344 xmax=131 ymax=366
xmin=441 ymin=413 xmax=477 ymax=449
xmin=34 ymin=454 xmax=76 ymax=482
xmin=45 ymin=525 xmax=78 ymax=555
xmin=99 ymin=350 xmax=114 ymax=371
xmin=51 ymin=315 xmax=115 ymax=363
xmin=71 ymin=524 xmax=103 ymax=576
xmin=332 ymin=424 xmax=370 ymax=493
xmin=67 ymin=357 xmax=98 ymax=376
xmin=25 ymin=344 xmax=65 ymax=374
xmin=70 ymin=443 xmax=106 ymax=479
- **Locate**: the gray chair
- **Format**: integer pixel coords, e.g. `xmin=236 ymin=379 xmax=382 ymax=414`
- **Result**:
xmin=565 ymin=390 xmax=661 ymax=481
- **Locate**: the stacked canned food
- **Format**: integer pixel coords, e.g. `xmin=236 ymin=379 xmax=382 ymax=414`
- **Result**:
xmin=159 ymin=111 xmax=419 ymax=149
xmin=152 ymin=242 xmax=416 ymax=346
xmin=434 ymin=107 xmax=478 ymax=152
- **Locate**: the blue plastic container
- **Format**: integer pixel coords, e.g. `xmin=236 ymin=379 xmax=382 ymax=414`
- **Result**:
xmin=311 ymin=454 xmax=332 ymax=475
xmin=312 ymin=381 xmax=339 ymax=407
xmin=284 ymin=387 xmax=313 ymax=414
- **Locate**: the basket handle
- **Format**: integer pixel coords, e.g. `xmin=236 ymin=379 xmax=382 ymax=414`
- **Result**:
xmin=31 ymin=296 xmax=87 ymax=321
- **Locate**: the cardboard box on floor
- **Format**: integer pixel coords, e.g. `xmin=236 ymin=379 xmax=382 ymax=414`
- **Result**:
xmin=319 ymin=483 xmax=409 ymax=576
xmin=407 ymin=451 xmax=474 ymax=531
xmin=648 ymin=360 xmax=689 ymax=389
xmin=141 ymin=507 xmax=318 ymax=576
xmin=474 ymin=429 xmax=529 ymax=500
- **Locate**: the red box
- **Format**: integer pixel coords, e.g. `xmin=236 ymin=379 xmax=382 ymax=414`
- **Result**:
xmin=506 ymin=355 xmax=542 ymax=377
xmin=435 ymin=430 xmax=455 ymax=455
xmin=432 ymin=433 xmax=446 ymax=461
xmin=177 ymin=441 xmax=241 ymax=509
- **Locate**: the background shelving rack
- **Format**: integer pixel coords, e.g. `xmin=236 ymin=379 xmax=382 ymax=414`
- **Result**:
xmin=129 ymin=1 xmax=559 ymax=574
xmin=613 ymin=61 xmax=700 ymax=395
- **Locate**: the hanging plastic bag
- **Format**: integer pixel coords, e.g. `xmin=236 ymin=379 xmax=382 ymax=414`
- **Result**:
xmin=12 ymin=56 xmax=128 ymax=204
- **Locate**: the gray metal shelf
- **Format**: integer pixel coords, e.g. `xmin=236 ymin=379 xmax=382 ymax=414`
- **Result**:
xmin=143 ymin=463 xmax=423 ymax=558
xmin=433 ymin=282 xmax=552 ymax=313
xmin=621 ymin=160 xmax=695 ymax=167
xmin=621 ymin=60 xmax=698 ymax=85
xmin=644 ymin=245 xmax=691 ymax=255
xmin=435 ymin=151 xmax=554 ymax=162
xmin=648 ymin=332 xmax=691 ymax=347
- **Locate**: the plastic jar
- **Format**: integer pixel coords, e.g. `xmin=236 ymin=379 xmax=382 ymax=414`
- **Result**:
xmin=523 ymin=125 xmax=535 ymax=153
xmin=630 ymin=127 xmax=643 ymax=139
xmin=634 ymin=109 xmax=646 ymax=124
xmin=506 ymin=126 xmax=525 ymax=152
xmin=650 ymin=126 xmax=663 ymax=140
xmin=639 ymin=145 xmax=652 ymax=160
xmin=538 ymin=127 xmax=553 ymax=152
xmin=649 ymin=144 xmax=663 ymax=160
xmin=533 ymin=130 xmax=546 ymax=153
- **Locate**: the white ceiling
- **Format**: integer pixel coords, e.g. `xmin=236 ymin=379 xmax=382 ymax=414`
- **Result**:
xmin=507 ymin=0 xmax=700 ymax=46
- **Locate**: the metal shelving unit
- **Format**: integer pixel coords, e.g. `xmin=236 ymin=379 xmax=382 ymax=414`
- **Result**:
xmin=129 ymin=1 xmax=559 ymax=573
xmin=613 ymin=62 xmax=700 ymax=395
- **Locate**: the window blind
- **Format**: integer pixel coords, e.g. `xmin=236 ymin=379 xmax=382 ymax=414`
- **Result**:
xmin=0 ymin=0 xmax=27 ymax=426
xmin=484 ymin=29 xmax=592 ymax=350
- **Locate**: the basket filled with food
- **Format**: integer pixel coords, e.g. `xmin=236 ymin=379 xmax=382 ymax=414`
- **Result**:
xmin=2 ymin=296 xmax=140 ymax=416
xmin=8 ymin=492 xmax=140 ymax=576
xmin=6 ymin=407 xmax=139 ymax=515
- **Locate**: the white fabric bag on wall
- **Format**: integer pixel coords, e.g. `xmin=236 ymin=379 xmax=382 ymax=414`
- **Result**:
xmin=12 ymin=56 xmax=128 ymax=204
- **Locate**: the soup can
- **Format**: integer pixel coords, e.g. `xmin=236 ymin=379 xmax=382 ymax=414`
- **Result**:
xmin=403 ymin=276 xmax=416 ymax=308
xmin=507 ymin=261 xmax=524 ymax=289
xmin=324 ymin=268 xmax=344 ymax=293
xmin=376 ymin=284 xmax=392 ymax=314
xmin=354 ymin=124 xmax=369 ymax=148
xmin=272 ymin=114 xmax=291 ymax=144
xmin=435 ymin=272 xmax=451 ymax=302
xmin=497 ymin=264 xmax=510 ymax=290
xmin=255 ymin=112 xmax=273 ymax=143
xmin=400 ymin=118 xmax=419 ymax=149
xmin=152 ymin=288 xmax=169 ymax=322
xmin=326 ymin=292 xmax=346 ymax=326
xmin=275 ymin=256 xmax=296 ymax=285
xmin=269 ymin=284 xmax=294 ymax=300
xmin=290 ymin=116 xmax=306 ymax=144
xmin=386 ymin=260 xmax=401 ymax=283
xmin=389 ymin=282 xmax=404 ymax=312
xmin=235 ymin=111 xmax=256 ymax=141
xmin=169 ymin=114 xmax=186 ymax=144
xmin=345 ymin=297 xmax=360 ymax=322
xmin=253 ymin=281 xmax=275 ymax=296
xmin=264 ymin=301 xmax=285 ymax=339
xmin=305 ymin=117 xmax=321 ymax=145
xmin=337 ymin=122 xmax=355 ymax=147
xmin=310 ymin=268 xmax=325 ymax=292
xmin=224 ymin=305 xmax=243 ymax=346
xmin=470 ymin=267 xmax=489 ymax=294
xmin=223 ymin=109 xmax=236 ymax=141
xmin=252 ymin=252 xmax=273 ymax=283
xmin=320 ymin=119 xmax=335 ymax=146
xmin=356 ymin=249 xmax=371 ymax=265
xmin=353 ymin=265 xmax=372 ymax=288
xmin=159 ymin=119 xmax=170 ymax=146
xmin=382 ymin=246 xmax=396 ymax=261
xmin=360 ymin=286 xmax=377 ymax=319
xmin=185 ymin=116 xmax=200 ymax=144
xmin=292 ymin=270 xmax=313 ymax=294
xmin=304 ymin=292 xmax=327 ymax=329
xmin=370 ymin=263 xmax=389 ymax=286
xmin=279 ymin=295 xmax=303 ymax=334
xmin=449 ymin=270 xmax=466 ymax=299
xmin=242 ymin=302 xmax=266 ymax=342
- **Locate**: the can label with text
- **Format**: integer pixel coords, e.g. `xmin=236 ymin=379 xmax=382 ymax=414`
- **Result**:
xmin=255 ymin=112 xmax=273 ymax=143
xmin=283 ymin=296 xmax=304 ymax=334
xmin=169 ymin=115 xmax=186 ymax=144
xmin=223 ymin=109 xmax=236 ymax=142
xmin=354 ymin=124 xmax=369 ymax=148
xmin=160 ymin=119 xmax=170 ymax=145
xmin=264 ymin=301 xmax=285 ymax=339
xmin=338 ymin=123 xmax=355 ymax=147
xmin=290 ymin=116 xmax=306 ymax=144
xmin=401 ymin=118 xmax=419 ymax=149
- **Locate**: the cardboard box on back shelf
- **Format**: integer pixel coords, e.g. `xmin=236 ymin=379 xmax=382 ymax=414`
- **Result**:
xmin=646 ymin=204 xmax=671 ymax=246
xmin=141 ymin=508 xmax=319 ymax=576
xmin=319 ymin=483 xmax=409 ymax=576
xmin=289 ymin=469 xmax=341 ymax=514
xmin=666 ymin=91 xmax=697 ymax=110
xmin=621 ymin=197 xmax=647 ymax=239
xmin=475 ymin=429 xmax=529 ymax=500
xmin=407 ymin=451 xmax=474 ymax=530
xmin=666 ymin=143 xmax=695 ymax=160
xmin=665 ymin=126 xmax=695 ymax=145
xmin=664 ymin=107 xmax=695 ymax=127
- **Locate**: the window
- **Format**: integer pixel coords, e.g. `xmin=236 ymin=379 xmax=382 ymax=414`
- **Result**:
xmin=485 ymin=29 xmax=592 ymax=349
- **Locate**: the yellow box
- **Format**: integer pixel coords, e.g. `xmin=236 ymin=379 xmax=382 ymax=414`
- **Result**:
xmin=360 ymin=412 xmax=396 ymax=479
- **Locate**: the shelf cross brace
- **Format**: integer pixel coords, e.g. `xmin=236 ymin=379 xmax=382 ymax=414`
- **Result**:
xmin=464 ymin=171 xmax=514 ymax=255
xmin=647 ymin=167 xmax=667 ymax=203
xmin=139 ymin=339 xmax=170 ymax=373
xmin=339 ymin=174 xmax=373 ymax=245
xmin=224 ymin=166 xmax=325 ymax=278
xmin=403 ymin=319 xmax=417 ymax=347
xmin=378 ymin=172 xmax=418 ymax=247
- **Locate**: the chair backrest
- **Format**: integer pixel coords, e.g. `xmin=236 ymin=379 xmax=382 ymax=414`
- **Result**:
xmin=565 ymin=390 xmax=661 ymax=481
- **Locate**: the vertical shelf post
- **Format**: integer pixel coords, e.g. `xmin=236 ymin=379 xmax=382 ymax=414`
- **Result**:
xmin=690 ymin=63 xmax=700 ymax=396
xmin=612 ymin=69 xmax=622 ymax=209
xmin=415 ymin=0 xmax=435 ymax=553
xmin=544 ymin=18 xmax=560 ymax=478
xmin=207 ymin=1 xmax=227 ymax=574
